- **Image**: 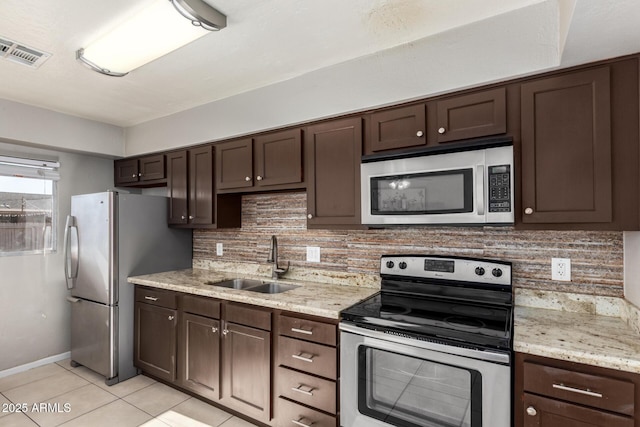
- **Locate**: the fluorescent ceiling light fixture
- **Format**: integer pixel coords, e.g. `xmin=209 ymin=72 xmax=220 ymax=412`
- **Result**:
xmin=77 ymin=0 xmax=226 ymax=77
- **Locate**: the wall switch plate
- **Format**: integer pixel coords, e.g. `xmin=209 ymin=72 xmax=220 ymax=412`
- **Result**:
xmin=306 ymin=246 xmax=321 ymax=263
xmin=551 ymin=258 xmax=571 ymax=281
xmin=216 ymin=243 xmax=223 ymax=256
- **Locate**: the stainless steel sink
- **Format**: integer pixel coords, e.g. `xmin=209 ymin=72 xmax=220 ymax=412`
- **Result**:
xmin=207 ymin=278 xmax=263 ymax=290
xmin=206 ymin=278 xmax=299 ymax=294
xmin=246 ymin=283 xmax=300 ymax=294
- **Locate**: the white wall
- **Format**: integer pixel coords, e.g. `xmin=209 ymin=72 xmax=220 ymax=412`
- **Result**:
xmin=0 ymin=99 xmax=125 ymax=157
xmin=0 ymin=141 xmax=114 ymax=371
xmin=624 ymin=232 xmax=640 ymax=307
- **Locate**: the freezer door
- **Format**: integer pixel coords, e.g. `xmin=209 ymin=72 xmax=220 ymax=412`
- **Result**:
xmin=69 ymin=296 xmax=117 ymax=380
xmin=70 ymin=192 xmax=117 ymax=305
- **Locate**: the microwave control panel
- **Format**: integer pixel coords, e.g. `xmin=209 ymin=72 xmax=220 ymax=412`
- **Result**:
xmin=488 ymin=165 xmax=511 ymax=212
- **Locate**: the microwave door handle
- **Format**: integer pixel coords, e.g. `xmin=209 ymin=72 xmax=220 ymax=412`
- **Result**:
xmin=476 ymin=165 xmax=485 ymax=216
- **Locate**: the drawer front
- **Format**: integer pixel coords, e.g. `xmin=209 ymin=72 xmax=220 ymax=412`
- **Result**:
xmin=523 ymin=393 xmax=633 ymax=427
xmin=278 ymin=336 xmax=336 ymax=380
xmin=276 ymin=397 xmax=337 ymax=427
xmin=181 ymin=294 xmax=220 ymax=319
xmin=225 ymin=302 xmax=271 ymax=331
xmin=523 ymin=362 xmax=635 ymax=416
xmin=279 ymin=315 xmax=336 ymax=346
xmin=135 ymin=286 xmax=177 ymax=309
xmin=276 ymin=367 xmax=336 ymax=414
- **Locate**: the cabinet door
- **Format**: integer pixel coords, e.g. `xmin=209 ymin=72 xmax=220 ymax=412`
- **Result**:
xmin=167 ymin=150 xmax=188 ymax=225
xmin=189 ymin=145 xmax=214 ymax=225
xmin=522 ymin=394 xmax=633 ymax=427
xmin=369 ymin=104 xmax=426 ymax=152
xmin=254 ymin=129 xmax=303 ymax=188
xmin=216 ymin=139 xmax=253 ymax=190
xmin=134 ymin=302 xmax=177 ymax=382
xmin=179 ymin=313 xmax=220 ymax=401
xmin=305 ymin=117 xmax=362 ymax=227
xmin=520 ymin=67 xmax=612 ymax=224
xmin=435 ymin=87 xmax=506 ymax=143
xmin=139 ymin=154 xmax=165 ymax=181
xmin=114 ymin=158 xmax=139 ymax=185
xmin=221 ymin=322 xmax=271 ymax=422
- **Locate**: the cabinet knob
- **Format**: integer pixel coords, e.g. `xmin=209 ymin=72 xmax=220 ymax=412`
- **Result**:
xmin=307 ymin=214 xmax=313 ymax=219
xmin=416 ymin=130 xmax=424 ymax=137
xmin=168 ymin=315 xmax=174 ymax=321
xmin=526 ymin=406 xmax=537 ymax=416
xmin=222 ymin=329 xmax=229 ymax=336
xmin=132 ymin=174 xmax=137 ymax=178
xmin=256 ymin=175 xmax=263 ymax=181
xmin=245 ymin=176 xmax=251 ymax=182
xmin=138 ymin=172 xmax=142 ymax=177
xmin=189 ymin=215 xmax=194 ymax=220
xmin=438 ymin=127 xmax=446 ymax=134
xmin=181 ymin=215 xmax=186 ymax=220
xmin=524 ymin=207 xmax=534 ymax=215
xmin=211 ymin=327 xmax=218 ymax=333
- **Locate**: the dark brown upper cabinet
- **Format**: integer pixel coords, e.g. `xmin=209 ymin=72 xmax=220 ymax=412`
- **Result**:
xmin=305 ymin=117 xmax=362 ymax=228
xmin=367 ymin=104 xmax=427 ymax=153
xmin=520 ymin=67 xmax=612 ymax=225
xmin=216 ymin=129 xmax=304 ymax=193
xmin=114 ymin=154 xmax=166 ymax=187
xmin=434 ymin=87 xmax=507 ymax=143
xmin=167 ymin=146 xmax=216 ymax=227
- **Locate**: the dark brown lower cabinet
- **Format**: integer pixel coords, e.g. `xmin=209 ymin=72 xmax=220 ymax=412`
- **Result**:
xmin=220 ymin=304 xmax=272 ymax=423
xmin=516 ymin=352 xmax=640 ymax=427
xmin=134 ymin=301 xmax=177 ymax=382
xmin=178 ymin=312 xmax=220 ymax=401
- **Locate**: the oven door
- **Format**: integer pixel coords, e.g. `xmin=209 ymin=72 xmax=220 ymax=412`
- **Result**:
xmin=340 ymin=323 xmax=511 ymax=427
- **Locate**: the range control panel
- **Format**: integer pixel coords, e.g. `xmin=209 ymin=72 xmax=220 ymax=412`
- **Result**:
xmin=488 ymin=164 xmax=512 ymax=213
xmin=380 ymin=255 xmax=512 ymax=287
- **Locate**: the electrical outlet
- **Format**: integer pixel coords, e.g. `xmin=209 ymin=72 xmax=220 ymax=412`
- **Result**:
xmin=306 ymin=246 xmax=321 ymax=263
xmin=216 ymin=243 xmax=223 ymax=256
xmin=551 ymin=258 xmax=571 ymax=281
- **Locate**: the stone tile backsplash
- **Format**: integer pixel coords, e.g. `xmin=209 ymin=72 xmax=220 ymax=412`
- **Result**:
xmin=193 ymin=192 xmax=624 ymax=296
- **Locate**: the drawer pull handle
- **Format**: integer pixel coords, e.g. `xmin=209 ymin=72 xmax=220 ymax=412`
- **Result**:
xmin=552 ymin=384 xmax=603 ymax=398
xmin=292 ymin=353 xmax=315 ymax=363
xmin=291 ymin=418 xmax=313 ymax=427
xmin=144 ymin=296 xmax=158 ymax=301
xmin=291 ymin=384 xmax=314 ymax=396
xmin=291 ymin=327 xmax=313 ymax=335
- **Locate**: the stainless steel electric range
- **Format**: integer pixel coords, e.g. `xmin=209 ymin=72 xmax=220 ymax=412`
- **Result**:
xmin=340 ymin=255 xmax=513 ymax=427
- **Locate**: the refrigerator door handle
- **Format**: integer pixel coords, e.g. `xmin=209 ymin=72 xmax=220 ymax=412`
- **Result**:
xmin=66 ymin=296 xmax=81 ymax=303
xmin=64 ymin=215 xmax=79 ymax=289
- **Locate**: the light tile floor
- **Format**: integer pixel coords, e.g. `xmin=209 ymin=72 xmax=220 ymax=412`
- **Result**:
xmin=0 ymin=360 xmax=258 ymax=427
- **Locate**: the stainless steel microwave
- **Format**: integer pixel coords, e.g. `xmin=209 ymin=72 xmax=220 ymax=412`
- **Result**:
xmin=361 ymin=144 xmax=514 ymax=226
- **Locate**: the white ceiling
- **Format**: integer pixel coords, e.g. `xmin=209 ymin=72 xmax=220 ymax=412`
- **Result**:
xmin=1 ymin=0 xmax=640 ymax=130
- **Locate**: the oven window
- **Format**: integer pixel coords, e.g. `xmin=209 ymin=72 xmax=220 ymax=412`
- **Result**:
xmin=370 ymin=169 xmax=473 ymax=215
xmin=358 ymin=346 xmax=482 ymax=427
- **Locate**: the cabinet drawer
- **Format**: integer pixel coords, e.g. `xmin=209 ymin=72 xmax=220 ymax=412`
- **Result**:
xmin=225 ymin=302 xmax=271 ymax=331
xmin=276 ymin=397 xmax=337 ymax=427
xmin=276 ymin=367 xmax=336 ymax=414
xmin=523 ymin=361 xmax=634 ymax=416
xmin=279 ymin=315 xmax=336 ymax=346
xmin=181 ymin=294 xmax=220 ymax=319
xmin=278 ymin=336 xmax=336 ymax=380
xmin=135 ymin=286 xmax=177 ymax=309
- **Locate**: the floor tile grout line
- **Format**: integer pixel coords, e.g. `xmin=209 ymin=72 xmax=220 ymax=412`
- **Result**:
xmin=0 ymin=366 xmax=68 ymax=395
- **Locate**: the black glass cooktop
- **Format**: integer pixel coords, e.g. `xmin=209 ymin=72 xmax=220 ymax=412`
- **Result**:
xmin=341 ymin=291 xmax=513 ymax=350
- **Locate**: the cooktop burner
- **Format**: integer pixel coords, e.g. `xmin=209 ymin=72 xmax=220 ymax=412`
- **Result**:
xmin=341 ymin=255 xmax=514 ymax=351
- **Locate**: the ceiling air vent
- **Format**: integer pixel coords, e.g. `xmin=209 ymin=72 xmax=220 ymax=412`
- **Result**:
xmin=0 ymin=37 xmax=51 ymax=69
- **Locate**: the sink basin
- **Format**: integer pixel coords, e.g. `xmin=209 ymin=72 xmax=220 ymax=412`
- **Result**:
xmin=207 ymin=278 xmax=264 ymax=290
xmin=246 ymin=283 xmax=300 ymax=294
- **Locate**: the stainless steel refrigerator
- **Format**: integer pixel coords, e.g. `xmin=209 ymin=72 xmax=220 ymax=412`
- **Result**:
xmin=63 ymin=191 xmax=192 ymax=385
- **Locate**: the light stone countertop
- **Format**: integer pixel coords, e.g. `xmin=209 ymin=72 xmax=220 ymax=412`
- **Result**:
xmin=127 ymin=268 xmax=379 ymax=319
xmin=514 ymin=304 xmax=640 ymax=373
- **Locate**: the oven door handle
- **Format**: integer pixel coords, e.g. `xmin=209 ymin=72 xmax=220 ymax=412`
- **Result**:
xmin=476 ymin=165 xmax=485 ymax=216
xmin=339 ymin=322 xmax=510 ymax=365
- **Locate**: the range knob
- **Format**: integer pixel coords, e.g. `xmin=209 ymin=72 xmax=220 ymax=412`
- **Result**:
xmin=475 ymin=267 xmax=485 ymax=276
xmin=386 ymin=261 xmax=395 ymax=269
xmin=492 ymin=268 xmax=503 ymax=278
xmin=398 ymin=262 xmax=408 ymax=270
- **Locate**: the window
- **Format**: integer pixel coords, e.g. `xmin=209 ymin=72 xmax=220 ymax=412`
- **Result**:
xmin=0 ymin=156 xmax=59 ymax=255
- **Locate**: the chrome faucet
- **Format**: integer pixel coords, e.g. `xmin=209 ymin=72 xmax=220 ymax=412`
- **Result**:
xmin=267 ymin=235 xmax=290 ymax=279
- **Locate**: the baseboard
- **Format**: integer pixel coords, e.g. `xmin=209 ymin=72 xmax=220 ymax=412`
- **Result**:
xmin=0 ymin=352 xmax=71 ymax=379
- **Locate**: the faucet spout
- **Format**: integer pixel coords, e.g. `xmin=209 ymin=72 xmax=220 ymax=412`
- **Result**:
xmin=268 ymin=235 xmax=289 ymax=279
